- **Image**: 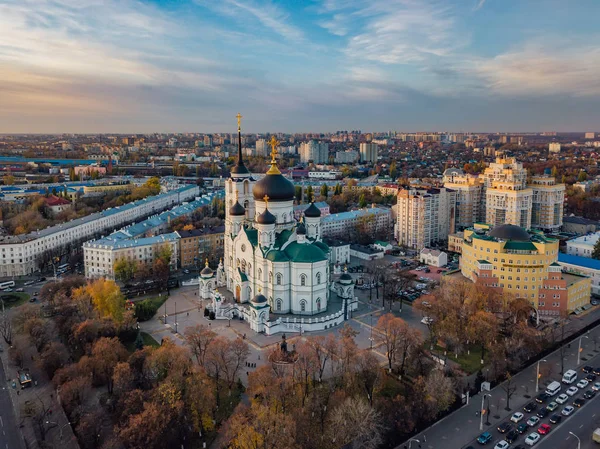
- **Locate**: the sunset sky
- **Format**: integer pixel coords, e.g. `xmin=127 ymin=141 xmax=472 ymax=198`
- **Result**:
xmin=1 ymin=0 xmax=599 ymax=133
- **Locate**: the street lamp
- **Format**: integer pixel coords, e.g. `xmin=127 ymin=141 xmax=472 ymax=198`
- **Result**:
xmin=569 ymin=431 xmax=581 ymax=449
xmin=577 ymin=335 xmax=589 ymax=366
xmin=536 ymin=359 xmax=547 ymax=393
xmin=369 ymin=313 xmax=374 ymax=350
xmin=407 ymin=438 xmax=420 ymax=449
xmin=480 ymin=393 xmax=492 ymax=430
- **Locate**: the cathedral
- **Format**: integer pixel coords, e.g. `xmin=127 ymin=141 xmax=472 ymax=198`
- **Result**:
xmin=223 ymin=115 xmax=331 ymax=316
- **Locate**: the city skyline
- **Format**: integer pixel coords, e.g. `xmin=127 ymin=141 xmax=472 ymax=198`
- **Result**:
xmin=1 ymin=0 xmax=600 ymax=133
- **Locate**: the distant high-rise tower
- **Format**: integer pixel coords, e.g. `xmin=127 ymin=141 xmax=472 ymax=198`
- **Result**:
xmin=359 ymin=143 xmax=378 ymax=163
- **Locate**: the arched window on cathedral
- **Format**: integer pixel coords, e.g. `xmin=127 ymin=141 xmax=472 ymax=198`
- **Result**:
xmin=243 ymin=180 xmax=249 ymax=194
xmin=281 ymin=212 xmax=286 ymax=223
xmin=316 ymin=272 xmax=321 ymax=284
xmin=300 ymin=274 xmax=306 ymax=286
xmin=269 ymin=271 xmax=273 ymax=283
xmin=276 ymin=299 xmax=282 ymax=311
xmin=241 ymin=260 xmax=246 ymax=273
xmin=300 ymin=300 xmax=306 ymax=312
xmin=316 ymin=298 xmax=321 ymax=311
xmin=229 ymin=256 xmax=233 ymax=267
xmin=276 ymin=273 xmax=282 ymax=285
xmin=258 ymin=268 xmax=262 ymax=280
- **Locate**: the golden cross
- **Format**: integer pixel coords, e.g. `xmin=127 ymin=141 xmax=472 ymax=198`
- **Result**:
xmin=205 ymin=258 xmax=209 ymax=267
xmin=235 ymin=190 xmax=239 ymax=200
xmin=236 ymin=112 xmax=242 ymax=131
xmin=263 ymin=195 xmax=270 ymax=205
xmin=268 ymin=135 xmax=279 ymax=162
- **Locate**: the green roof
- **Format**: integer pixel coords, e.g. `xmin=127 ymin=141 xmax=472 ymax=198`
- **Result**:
xmin=284 ymin=242 xmax=327 ymax=263
xmin=504 ymin=241 xmax=537 ymax=251
xmin=313 ymin=240 xmax=330 ymax=253
xmin=478 ymin=260 xmax=491 ymax=264
xmin=238 ymin=268 xmax=248 ymax=282
xmin=275 ymin=229 xmax=293 ymax=248
xmin=550 ymin=262 xmax=561 ymax=267
xmin=243 ymin=227 xmax=258 ymax=247
xmin=265 ymin=250 xmax=290 ymax=262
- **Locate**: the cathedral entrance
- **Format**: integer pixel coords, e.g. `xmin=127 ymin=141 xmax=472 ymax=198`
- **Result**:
xmin=235 ymin=285 xmax=241 ymax=302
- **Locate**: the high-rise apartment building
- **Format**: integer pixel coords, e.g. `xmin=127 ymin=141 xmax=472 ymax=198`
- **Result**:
xmin=585 ymin=132 xmax=596 ymax=139
xmin=395 ymin=187 xmax=456 ymax=249
xmin=204 ymin=135 xmax=212 ymax=147
xmin=442 ymin=155 xmax=565 ymax=233
xmin=255 ymin=139 xmax=268 ymax=156
xmin=334 ymin=150 xmax=359 ymax=164
xmin=442 ymin=168 xmax=484 ymax=230
xmin=359 ymin=143 xmax=378 ymax=163
xmin=299 ymin=141 xmax=329 ymax=163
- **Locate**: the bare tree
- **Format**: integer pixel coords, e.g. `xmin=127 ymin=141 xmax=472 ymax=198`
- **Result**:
xmin=502 ymin=372 xmax=517 ymax=411
xmin=327 ymin=397 xmax=384 ymax=449
xmin=22 ymin=395 xmax=57 ymax=441
xmin=184 ymin=324 xmax=216 ymax=366
xmin=0 ymin=299 xmax=12 ymax=345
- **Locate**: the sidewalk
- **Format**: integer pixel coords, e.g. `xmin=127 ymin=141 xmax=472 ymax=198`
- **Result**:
xmin=399 ymin=317 xmax=600 ymax=449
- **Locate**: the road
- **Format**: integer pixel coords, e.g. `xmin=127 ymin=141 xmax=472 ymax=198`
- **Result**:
xmin=536 ymin=398 xmax=600 ymax=449
xmin=0 ymin=356 xmax=23 ymax=449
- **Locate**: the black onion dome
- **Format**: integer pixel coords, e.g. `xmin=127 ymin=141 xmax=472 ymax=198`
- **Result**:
xmin=229 ymin=201 xmax=246 ymax=216
xmin=201 ymin=266 xmax=213 ymax=277
xmin=340 ymin=272 xmax=353 ymax=283
xmin=256 ymin=208 xmax=276 ymax=225
xmin=253 ymin=173 xmax=295 ymax=201
xmin=489 ymin=224 xmax=530 ymax=241
xmin=252 ymin=294 xmax=268 ymax=304
xmin=297 ymin=221 xmax=306 ymax=235
xmin=304 ymin=202 xmax=321 ymax=217
xmin=230 ymin=162 xmax=250 ymax=175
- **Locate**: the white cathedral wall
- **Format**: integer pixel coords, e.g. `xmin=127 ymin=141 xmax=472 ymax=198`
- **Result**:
xmin=255 ymin=200 xmax=295 ymax=227
xmin=290 ymin=260 xmax=329 ymax=315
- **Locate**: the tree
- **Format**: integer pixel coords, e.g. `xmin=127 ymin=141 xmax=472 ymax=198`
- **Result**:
xmin=578 ymin=170 xmax=588 ymax=182
xmin=320 ymin=183 xmax=328 ymax=198
xmin=376 ymin=313 xmax=405 ymax=371
xmin=91 ymin=337 xmax=128 ymax=393
xmin=39 ymin=341 xmax=69 ymax=378
xmin=358 ymin=193 xmax=367 ymax=208
xmin=306 ymin=185 xmax=314 ymax=203
xmin=85 ymin=278 xmax=126 ymax=323
xmin=327 ymin=397 xmax=384 ymax=449
xmin=0 ymin=299 xmax=12 ymax=344
xmin=294 ymin=185 xmax=303 ymax=203
xmin=389 ymin=160 xmax=397 ymax=179
xmin=593 ymin=238 xmax=600 ymax=260
xmin=145 ymin=177 xmax=161 ymax=195
xmin=114 ymin=258 xmax=137 ymax=282
xmin=185 ymin=324 xmax=217 ymax=367
xmin=502 ymin=372 xmax=517 ymax=411
xmin=355 ymin=351 xmax=381 ymax=407
xmin=113 ymin=362 xmax=134 ymax=397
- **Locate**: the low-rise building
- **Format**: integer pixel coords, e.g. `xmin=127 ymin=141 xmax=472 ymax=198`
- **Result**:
xmin=45 ymin=196 xmax=72 ymax=216
xmin=420 ymin=248 xmax=448 ymax=267
xmin=562 ymin=216 xmax=600 ymax=235
xmin=322 ymin=206 xmax=393 ymax=240
xmin=448 ymin=232 xmax=464 ymax=253
xmin=349 ymin=244 xmax=384 ymax=260
xmin=557 ymin=253 xmax=600 ymax=298
xmin=565 ymin=233 xmax=600 ymax=258
xmin=84 ymin=233 xmax=179 ymax=279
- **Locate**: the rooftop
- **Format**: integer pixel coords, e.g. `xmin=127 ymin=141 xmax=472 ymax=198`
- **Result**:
xmin=322 ymin=207 xmax=391 ymax=223
xmin=558 ymin=253 xmax=600 ymax=271
xmin=567 ymin=232 xmax=600 ymax=247
xmin=85 ymin=232 xmax=180 ymax=250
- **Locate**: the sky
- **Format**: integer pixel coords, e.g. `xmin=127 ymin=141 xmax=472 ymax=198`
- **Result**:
xmin=1 ymin=0 xmax=599 ymax=133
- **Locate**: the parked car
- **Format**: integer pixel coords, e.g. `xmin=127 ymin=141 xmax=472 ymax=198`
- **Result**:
xmin=497 ymin=422 xmax=513 ymax=434
xmin=517 ymin=423 xmax=529 ymax=434
xmin=586 ymin=373 xmax=597 ymax=382
xmin=583 ymin=366 xmax=594 ymax=374
xmin=573 ymin=398 xmax=585 ymax=408
xmin=536 ymin=408 xmax=549 ymax=419
xmin=561 ymin=406 xmax=575 ymax=416
xmin=556 ymin=394 xmax=569 ymax=404
xmin=594 ymin=367 xmax=600 ymax=376
xmin=505 ymin=430 xmax=519 ymax=444
xmin=477 ymin=432 xmax=493 ymax=444
xmin=534 ymin=393 xmax=548 ymax=404
xmin=24 ymin=280 xmax=34 ymax=286
xmin=523 ymin=402 xmax=537 ymax=413
xmin=524 ymin=432 xmax=540 ymax=446
xmin=420 ymin=317 xmax=433 ymax=325
xmin=577 ymin=379 xmax=589 ymax=389
xmin=593 ymin=382 xmax=600 ymax=391
xmin=511 ymin=412 xmax=524 ymax=423
xmin=537 ymin=424 xmax=551 ymax=435
xmin=549 ymin=414 xmax=562 ymax=424
xmin=15 ymin=288 xmax=24 ymax=292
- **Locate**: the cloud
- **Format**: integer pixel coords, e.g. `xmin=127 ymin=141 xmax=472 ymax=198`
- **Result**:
xmin=462 ymin=40 xmax=600 ymax=97
xmin=474 ymin=0 xmax=486 ymax=11
xmin=195 ymin=0 xmax=304 ymax=42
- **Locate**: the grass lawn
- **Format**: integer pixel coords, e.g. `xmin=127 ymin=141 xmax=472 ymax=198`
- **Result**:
xmin=0 ymin=292 xmax=31 ymax=309
xmin=124 ymin=331 xmax=160 ymax=352
xmin=434 ymin=344 xmax=484 ymax=374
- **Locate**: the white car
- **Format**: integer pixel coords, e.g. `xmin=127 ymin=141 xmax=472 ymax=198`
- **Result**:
xmin=556 ymin=393 xmax=569 ymax=404
xmin=421 ymin=317 xmax=433 ymax=325
xmin=566 ymin=386 xmax=579 ymax=396
xmin=592 ymin=382 xmax=600 ymax=391
xmin=494 ymin=441 xmax=509 ymax=449
xmin=562 ymin=405 xmax=575 ymax=416
xmin=526 ymin=416 xmax=540 ymax=427
xmin=577 ymin=379 xmax=589 ymax=389
xmin=525 ymin=432 xmax=540 ymax=446
xmin=510 ymin=412 xmax=524 ymax=423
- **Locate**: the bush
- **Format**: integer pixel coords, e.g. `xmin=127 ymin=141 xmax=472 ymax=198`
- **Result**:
xmin=134 ymin=296 xmax=167 ymax=322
